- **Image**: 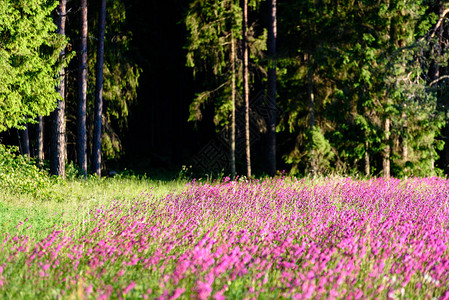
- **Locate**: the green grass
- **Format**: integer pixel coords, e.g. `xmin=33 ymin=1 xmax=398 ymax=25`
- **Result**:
xmin=0 ymin=176 xmax=184 ymax=240
xmin=5 ymin=175 xmax=448 ymax=299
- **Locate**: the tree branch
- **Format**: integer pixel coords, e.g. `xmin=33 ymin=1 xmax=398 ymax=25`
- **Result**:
xmin=430 ymin=8 xmax=449 ymax=39
xmin=429 ymin=75 xmax=449 ymax=86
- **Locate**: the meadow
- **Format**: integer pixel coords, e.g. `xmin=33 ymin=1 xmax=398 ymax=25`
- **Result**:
xmin=1 ymin=175 xmax=449 ymax=299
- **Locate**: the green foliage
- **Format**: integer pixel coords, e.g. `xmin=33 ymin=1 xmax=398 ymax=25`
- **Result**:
xmin=0 ymin=145 xmax=57 ymax=200
xmin=0 ymin=0 xmax=69 ymax=131
xmin=185 ymin=0 xmax=266 ymax=127
xmin=186 ymin=0 xmax=241 ymax=126
xmin=86 ymin=0 xmax=141 ymax=160
xmin=306 ymin=126 xmax=335 ymax=174
xmin=278 ymin=0 xmax=445 ymax=177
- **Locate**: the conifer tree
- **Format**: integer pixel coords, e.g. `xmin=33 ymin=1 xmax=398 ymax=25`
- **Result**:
xmin=93 ymin=0 xmax=106 ymax=177
xmin=19 ymin=125 xmax=30 ymax=157
xmin=266 ymin=0 xmax=277 ymax=176
xmin=81 ymin=0 xmax=141 ymax=162
xmin=51 ymin=0 xmax=68 ymax=177
xmin=242 ymin=0 xmax=251 ymax=178
xmin=77 ymin=0 xmax=88 ymax=177
xmin=186 ymin=0 xmax=265 ymax=177
xmin=36 ymin=116 xmax=44 ymax=164
xmin=0 ymin=0 xmax=68 ymax=132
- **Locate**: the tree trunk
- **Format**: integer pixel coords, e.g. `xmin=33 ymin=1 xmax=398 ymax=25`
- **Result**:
xmin=383 ymin=118 xmax=390 ymax=178
xmin=431 ymin=147 xmax=435 ymax=175
xmin=36 ymin=116 xmax=44 ymax=164
xmin=430 ymin=4 xmax=442 ymax=174
xmin=267 ymin=0 xmax=277 ymax=176
xmin=242 ymin=0 xmax=251 ymax=178
xmin=402 ymin=110 xmax=408 ymax=164
xmin=307 ymin=54 xmax=316 ymax=176
xmin=364 ymin=141 xmax=370 ymax=176
xmin=51 ymin=0 xmax=67 ymax=178
xmin=230 ymin=32 xmax=236 ymax=180
xmin=77 ymin=0 xmax=88 ymax=177
xmin=20 ymin=124 xmax=30 ymax=157
xmin=93 ymin=0 xmax=106 ymax=177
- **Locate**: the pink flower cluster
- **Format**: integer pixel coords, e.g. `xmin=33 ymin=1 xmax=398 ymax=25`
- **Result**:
xmin=1 ymin=177 xmax=449 ymax=299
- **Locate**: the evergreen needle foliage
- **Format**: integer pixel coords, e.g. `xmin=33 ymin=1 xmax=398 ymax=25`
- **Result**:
xmin=0 ymin=0 xmax=70 ymax=131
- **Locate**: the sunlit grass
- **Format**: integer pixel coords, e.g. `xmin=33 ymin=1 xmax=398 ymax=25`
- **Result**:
xmin=0 ymin=176 xmax=184 ymax=241
xmin=1 ymin=176 xmax=449 ymax=299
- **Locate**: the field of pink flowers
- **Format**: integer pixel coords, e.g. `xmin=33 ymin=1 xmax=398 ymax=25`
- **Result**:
xmin=1 ymin=177 xmax=449 ymax=299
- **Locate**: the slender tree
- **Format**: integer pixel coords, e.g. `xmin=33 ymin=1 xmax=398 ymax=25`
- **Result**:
xmin=93 ymin=0 xmax=106 ymax=177
xmin=382 ymin=118 xmax=390 ymax=178
xmin=267 ymin=0 xmax=277 ymax=176
xmin=364 ymin=140 xmax=370 ymax=176
xmin=242 ymin=0 xmax=251 ymax=178
xmin=77 ymin=0 xmax=88 ymax=177
xmin=36 ymin=116 xmax=44 ymax=164
xmin=51 ymin=0 xmax=67 ymax=178
xmin=431 ymin=1 xmax=445 ymax=172
xmin=20 ymin=124 xmax=30 ymax=157
xmin=186 ymin=0 xmax=264 ymax=177
xmin=88 ymin=0 xmax=141 ymax=161
xmin=231 ymin=32 xmax=237 ymax=179
xmin=306 ymin=53 xmax=316 ymax=176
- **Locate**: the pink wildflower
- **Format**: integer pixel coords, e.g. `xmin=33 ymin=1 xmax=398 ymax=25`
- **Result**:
xmin=213 ymin=291 xmax=226 ymax=300
xmin=196 ymin=281 xmax=212 ymax=300
xmin=123 ymin=281 xmax=135 ymax=294
xmin=170 ymin=287 xmax=186 ymax=300
xmin=85 ymin=284 xmax=93 ymax=295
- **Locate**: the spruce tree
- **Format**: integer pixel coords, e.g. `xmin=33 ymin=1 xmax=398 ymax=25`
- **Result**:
xmin=93 ymin=0 xmax=106 ymax=177
xmin=77 ymin=0 xmax=88 ymax=177
xmin=186 ymin=0 xmax=265 ymax=177
xmin=0 ymin=0 xmax=69 ymax=132
xmin=51 ymin=0 xmax=67 ymax=178
xmin=266 ymin=0 xmax=277 ymax=176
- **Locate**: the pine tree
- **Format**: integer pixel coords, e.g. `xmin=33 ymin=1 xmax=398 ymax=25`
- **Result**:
xmin=77 ymin=0 xmax=88 ymax=177
xmin=186 ymin=0 xmax=265 ymax=177
xmin=19 ymin=125 xmax=30 ymax=157
xmin=0 ymin=0 xmax=68 ymax=132
xmin=242 ymin=0 xmax=251 ymax=178
xmin=93 ymin=0 xmax=106 ymax=177
xmin=36 ymin=116 xmax=44 ymax=164
xmin=82 ymin=0 xmax=141 ymax=162
xmin=231 ymin=31 xmax=237 ymax=179
xmin=266 ymin=0 xmax=277 ymax=176
xmin=51 ymin=0 xmax=67 ymax=178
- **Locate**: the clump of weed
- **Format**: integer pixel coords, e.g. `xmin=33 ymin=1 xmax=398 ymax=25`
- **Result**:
xmin=0 ymin=145 xmax=59 ymax=200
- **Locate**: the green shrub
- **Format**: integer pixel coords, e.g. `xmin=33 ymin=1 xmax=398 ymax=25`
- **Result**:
xmin=0 ymin=145 xmax=57 ymax=200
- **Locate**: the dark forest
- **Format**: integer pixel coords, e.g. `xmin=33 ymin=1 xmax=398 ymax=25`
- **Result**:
xmin=2 ymin=0 xmax=449 ymax=179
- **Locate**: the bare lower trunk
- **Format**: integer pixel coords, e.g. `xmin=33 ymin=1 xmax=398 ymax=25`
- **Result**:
xmin=364 ymin=141 xmax=370 ymax=176
xmin=51 ymin=0 xmax=67 ymax=178
xmin=267 ymin=0 xmax=277 ymax=177
xmin=230 ymin=32 xmax=236 ymax=180
xmin=93 ymin=0 xmax=106 ymax=177
xmin=307 ymin=54 xmax=316 ymax=176
xmin=431 ymin=147 xmax=435 ymax=175
xmin=402 ymin=117 xmax=408 ymax=163
xmin=243 ymin=0 xmax=251 ymax=178
xmin=77 ymin=0 xmax=88 ymax=177
xmin=52 ymin=100 xmax=66 ymax=177
xmin=383 ymin=118 xmax=390 ymax=178
xmin=20 ymin=124 xmax=30 ymax=157
xmin=36 ymin=116 xmax=44 ymax=164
